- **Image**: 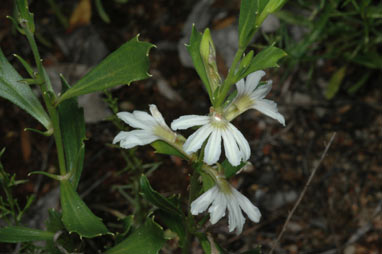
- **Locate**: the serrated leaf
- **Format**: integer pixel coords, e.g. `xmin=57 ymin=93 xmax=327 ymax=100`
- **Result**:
xmin=0 ymin=48 xmax=50 ymax=129
xmin=60 ymin=180 xmax=109 ymax=238
xmin=105 ymin=218 xmax=165 ymax=254
xmin=0 ymin=226 xmax=54 ymax=243
xmin=58 ymin=36 xmax=154 ymax=103
xmin=186 ymin=26 xmax=212 ymax=99
xmin=58 ymin=77 xmax=85 ymax=189
xmin=139 ymin=175 xmax=183 ymax=217
xmin=238 ymin=46 xmax=287 ymax=81
xmin=151 ymin=140 xmax=186 ymax=159
xmin=325 ymin=66 xmax=347 ymax=99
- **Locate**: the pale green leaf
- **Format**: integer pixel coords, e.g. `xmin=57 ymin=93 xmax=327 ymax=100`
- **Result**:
xmin=60 ymin=180 xmax=109 ymax=238
xmin=0 ymin=48 xmax=50 ymax=129
xmin=325 ymin=66 xmax=347 ymax=99
xmin=58 ymin=36 xmax=154 ymax=103
xmin=105 ymin=218 xmax=165 ymax=254
xmin=0 ymin=226 xmax=54 ymax=243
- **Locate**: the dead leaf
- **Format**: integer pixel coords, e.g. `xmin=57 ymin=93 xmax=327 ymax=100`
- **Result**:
xmin=68 ymin=0 xmax=92 ymax=32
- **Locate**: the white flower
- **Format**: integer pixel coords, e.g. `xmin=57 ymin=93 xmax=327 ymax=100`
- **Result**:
xmin=191 ymin=183 xmax=261 ymax=234
xmin=225 ymin=70 xmax=285 ymax=125
xmin=113 ymin=104 xmax=176 ymax=149
xmin=171 ymin=112 xmax=250 ymax=166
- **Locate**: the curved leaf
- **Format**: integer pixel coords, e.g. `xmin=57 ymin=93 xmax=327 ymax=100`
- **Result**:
xmin=0 ymin=48 xmax=50 ymax=129
xmin=58 ymin=36 xmax=155 ymax=103
xmin=105 ymin=218 xmax=165 ymax=254
xmin=60 ymin=180 xmax=109 ymax=238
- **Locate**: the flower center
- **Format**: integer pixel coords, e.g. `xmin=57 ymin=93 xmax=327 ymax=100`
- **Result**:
xmin=209 ymin=112 xmax=228 ymax=129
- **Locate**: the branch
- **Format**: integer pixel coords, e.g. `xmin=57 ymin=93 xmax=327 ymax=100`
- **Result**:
xmin=269 ymin=132 xmax=337 ymax=254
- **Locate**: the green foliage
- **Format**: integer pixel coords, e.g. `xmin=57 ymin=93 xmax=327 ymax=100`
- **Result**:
xmin=58 ymin=76 xmax=86 ymax=189
xmin=186 ymin=26 xmax=213 ymax=101
xmin=105 ymin=218 xmax=165 ymax=254
xmin=0 ymin=226 xmax=54 ymax=243
xmin=222 ymin=160 xmax=246 ymax=179
xmin=151 ymin=140 xmax=187 ymax=159
xmin=0 ymin=48 xmax=50 ymax=129
xmin=60 ymin=180 xmax=109 ymax=238
xmin=237 ymin=46 xmax=287 ymax=81
xmin=271 ymin=0 xmax=381 ymax=96
xmin=57 ymin=36 xmax=155 ymax=103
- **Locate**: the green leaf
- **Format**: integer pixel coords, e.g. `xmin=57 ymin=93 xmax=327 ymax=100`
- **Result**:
xmin=238 ymin=46 xmax=287 ymax=81
xmin=238 ymin=0 xmax=259 ymax=48
xmin=15 ymin=0 xmax=35 ymax=33
xmin=222 ymin=160 xmax=246 ymax=179
xmin=156 ymin=210 xmax=185 ymax=247
xmin=325 ymin=66 xmax=347 ymax=99
xmin=0 ymin=48 xmax=50 ymax=129
xmin=151 ymin=140 xmax=186 ymax=159
xmin=139 ymin=175 xmax=183 ymax=217
xmin=95 ymin=0 xmax=110 ymax=23
xmin=256 ymin=0 xmax=288 ymax=26
xmin=0 ymin=226 xmax=54 ymax=243
xmin=186 ymin=25 xmax=212 ymax=100
xmin=58 ymin=36 xmax=154 ymax=103
xmin=58 ymin=76 xmax=86 ymax=189
xmin=60 ymin=180 xmax=109 ymax=238
xmin=105 ymin=218 xmax=165 ymax=254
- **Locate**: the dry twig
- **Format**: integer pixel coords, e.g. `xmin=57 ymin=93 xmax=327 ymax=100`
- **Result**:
xmin=269 ymin=132 xmax=337 ymax=254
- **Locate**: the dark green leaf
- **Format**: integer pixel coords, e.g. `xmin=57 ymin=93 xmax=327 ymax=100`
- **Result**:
xmin=58 ymin=76 xmax=85 ymax=189
xmin=0 ymin=226 xmax=54 ymax=243
xmin=222 ymin=160 xmax=246 ymax=179
xmin=95 ymin=0 xmax=110 ymax=23
xmin=58 ymin=36 xmax=154 ymax=103
xmin=0 ymin=48 xmax=50 ymax=129
xmin=238 ymin=0 xmax=259 ymax=48
xmin=105 ymin=218 xmax=165 ymax=254
xmin=186 ymin=26 xmax=212 ymax=99
xmin=139 ymin=175 xmax=183 ymax=217
xmin=151 ymin=140 xmax=186 ymax=159
xmin=156 ymin=210 xmax=185 ymax=247
xmin=60 ymin=180 xmax=109 ymax=238
xmin=238 ymin=46 xmax=287 ymax=81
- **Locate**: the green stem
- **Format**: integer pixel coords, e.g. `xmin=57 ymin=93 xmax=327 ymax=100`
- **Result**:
xmin=215 ymin=47 xmax=245 ymax=108
xmin=24 ymin=28 xmax=67 ymax=176
xmin=182 ymin=169 xmax=200 ymax=254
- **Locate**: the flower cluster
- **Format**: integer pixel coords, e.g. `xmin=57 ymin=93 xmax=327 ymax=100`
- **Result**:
xmin=113 ymin=71 xmax=285 ymax=234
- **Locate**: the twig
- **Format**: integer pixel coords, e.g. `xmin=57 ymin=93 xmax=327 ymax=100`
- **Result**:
xmin=269 ymin=132 xmax=337 ymax=254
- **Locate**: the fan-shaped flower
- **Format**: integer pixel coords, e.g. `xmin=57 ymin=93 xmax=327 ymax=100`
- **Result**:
xmin=225 ymin=70 xmax=285 ymax=125
xmin=113 ymin=104 xmax=176 ymax=149
xmin=171 ymin=112 xmax=250 ymax=166
xmin=191 ymin=182 xmax=261 ymax=234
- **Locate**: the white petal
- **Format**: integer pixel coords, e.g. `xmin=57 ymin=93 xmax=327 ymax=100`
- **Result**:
xmin=132 ymin=111 xmax=156 ymax=129
xmin=117 ymin=112 xmax=148 ymax=129
xmin=118 ymin=134 xmax=144 ymax=149
xmin=171 ymin=115 xmax=210 ymax=130
xmin=183 ymin=124 xmax=213 ymax=154
xmin=235 ymin=78 xmax=245 ymax=95
xmin=203 ymin=128 xmax=222 ymax=165
xmin=250 ymin=80 xmax=272 ymax=100
xmin=129 ymin=130 xmax=158 ymax=145
xmin=191 ymin=186 xmax=218 ymax=215
xmin=222 ymin=128 xmax=241 ymax=166
xmin=226 ymin=194 xmax=245 ymax=234
xmin=149 ymin=104 xmax=168 ymax=128
xmin=227 ymin=123 xmax=251 ymax=161
xmin=252 ymin=99 xmax=285 ymax=126
xmin=232 ymin=188 xmax=261 ymax=223
xmin=245 ymin=70 xmax=266 ymax=94
xmin=208 ymin=190 xmax=227 ymax=224
xmin=113 ymin=131 xmax=129 ymax=144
